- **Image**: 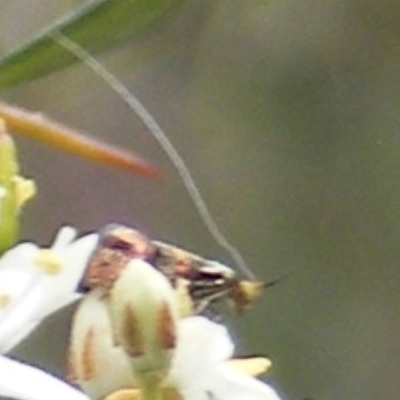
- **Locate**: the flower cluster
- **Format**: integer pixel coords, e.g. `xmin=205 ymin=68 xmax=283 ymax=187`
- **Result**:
xmin=0 ymin=233 xmax=283 ymax=400
xmin=0 ymin=123 xmax=283 ymax=400
xmin=0 ymin=226 xmax=97 ymax=400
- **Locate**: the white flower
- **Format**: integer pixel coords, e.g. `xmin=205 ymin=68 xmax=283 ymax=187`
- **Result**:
xmin=70 ymin=260 xmax=282 ymax=400
xmin=0 ymin=226 xmax=98 ymax=400
xmin=166 ymin=317 xmax=282 ymax=400
xmin=0 ymin=226 xmax=98 ymax=353
xmin=0 ymin=355 xmax=89 ymax=400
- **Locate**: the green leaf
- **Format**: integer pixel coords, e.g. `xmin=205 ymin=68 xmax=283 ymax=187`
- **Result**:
xmin=0 ymin=0 xmax=185 ymax=90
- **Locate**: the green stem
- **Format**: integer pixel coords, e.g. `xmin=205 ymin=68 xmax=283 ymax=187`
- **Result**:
xmin=140 ymin=375 xmax=163 ymax=400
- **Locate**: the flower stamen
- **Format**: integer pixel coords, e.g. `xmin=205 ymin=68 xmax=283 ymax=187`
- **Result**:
xmin=103 ymin=388 xmax=141 ymax=400
xmin=225 ymin=357 xmax=272 ymax=377
xmin=12 ymin=175 xmax=36 ymax=208
xmin=0 ymin=293 xmax=12 ymax=309
xmin=33 ymin=249 xmax=63 ymax=275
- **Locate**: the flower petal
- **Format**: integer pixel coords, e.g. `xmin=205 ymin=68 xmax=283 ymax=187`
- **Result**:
xmin=51 ymin=226 xmax=78 ymax=250
xmin=167 ymin=317 xmax=234 ymax=392
xmin=0 ymin=246 xmax=39 ymax=319
xmin=0 ymin=247 xmax=44 ymax=352
xmin=40 ymin=231 xmax=99 ymax=317
xmin=182 ymin=365 xmax=282 ymax=400
xmin=0 ymin=355 xmax=89 ymax=400
xmin=0 ymin=228 xmax=98 ymax=352
xmin=0 ymin=284 xmax=43 ymax=353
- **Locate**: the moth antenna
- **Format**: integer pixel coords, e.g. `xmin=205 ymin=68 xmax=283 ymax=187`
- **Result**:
xmin=51 ymin=31 xmax=255 ymax=280
xmin=263 ymin=270 xmax=293 ymax=289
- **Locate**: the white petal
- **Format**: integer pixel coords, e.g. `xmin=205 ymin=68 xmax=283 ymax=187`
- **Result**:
xmin=0 ymin=229 xmax=98 ymax=352
xmin=0 ymin=355 xmax=89 ymax=400
xmin=167 ymin=317 xmax=234 ymax=392
xmin=185 ymin=365 xmax=282 ymax=400
xmin=57 ymin=232 xmax=99 ymax=292
xmin=0 ymin=268 xmax=38 ymax=324
xmin=51 ymin=226 xmax=78 ymax=250
xmin=0 ymin=244 xmax=40 ymax=326
xmin=0 ymin=244 xmax=43 ymax=317
xmin=40 ymin=233 xmax=98 ymax=317
xmin=0 ymin=277 xmax=43 ymax=353
xmin=0 ymin=244 xmax=38 ymax=284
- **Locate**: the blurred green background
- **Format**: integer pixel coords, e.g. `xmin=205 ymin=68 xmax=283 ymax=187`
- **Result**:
xmin=1 ymin=1 xmax=400 ymax=399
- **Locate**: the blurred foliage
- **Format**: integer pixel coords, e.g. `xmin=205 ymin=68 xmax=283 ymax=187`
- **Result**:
xmin=0 ymin=0 xmax=186 ymax=90
xmin=1 ymin=1 xmax=400 ymax=400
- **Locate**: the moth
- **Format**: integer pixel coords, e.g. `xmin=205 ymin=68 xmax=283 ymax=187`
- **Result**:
xmin=79 ymin=224 xmax=273 ymax=314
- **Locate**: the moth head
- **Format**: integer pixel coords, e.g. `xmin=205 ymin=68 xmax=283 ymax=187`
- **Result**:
xmin=230 ymin=280 xmax=266 ymax=314
xmin=230 ymin=275 xmax=283 ymax=314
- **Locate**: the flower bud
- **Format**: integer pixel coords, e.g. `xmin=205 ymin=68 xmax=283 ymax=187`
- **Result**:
xmin=69 ymin=290 xmax=138 ymax=400
xmin=109 ymin=259 xmax=178 ymax=384
xmin=0 ymin=119 xmax=35 ymax=253
xmin=0 ymin=120 xmax=19 ymax=252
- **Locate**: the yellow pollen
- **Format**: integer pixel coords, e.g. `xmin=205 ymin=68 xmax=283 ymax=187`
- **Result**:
xmin=161 ymin=387 xmax=182 ymax=400
xmin=225 ymin=357 xmax=272 ymax=377
xmin=0 ymin=293 xmax=12 ymax=309
xmin=102 ymin=389 xmax=140 ymax=400
xmin=12 ymin=175 xmax=37 ymax=208
xmin=102 ymin=387 xmax=182 ymax=400
xmin=34 ymin=249 xmax=63 ymax=275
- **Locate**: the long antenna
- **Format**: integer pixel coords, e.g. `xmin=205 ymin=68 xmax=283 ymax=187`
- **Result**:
xmin=51 ymin=31 xmax=255 ymax=279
